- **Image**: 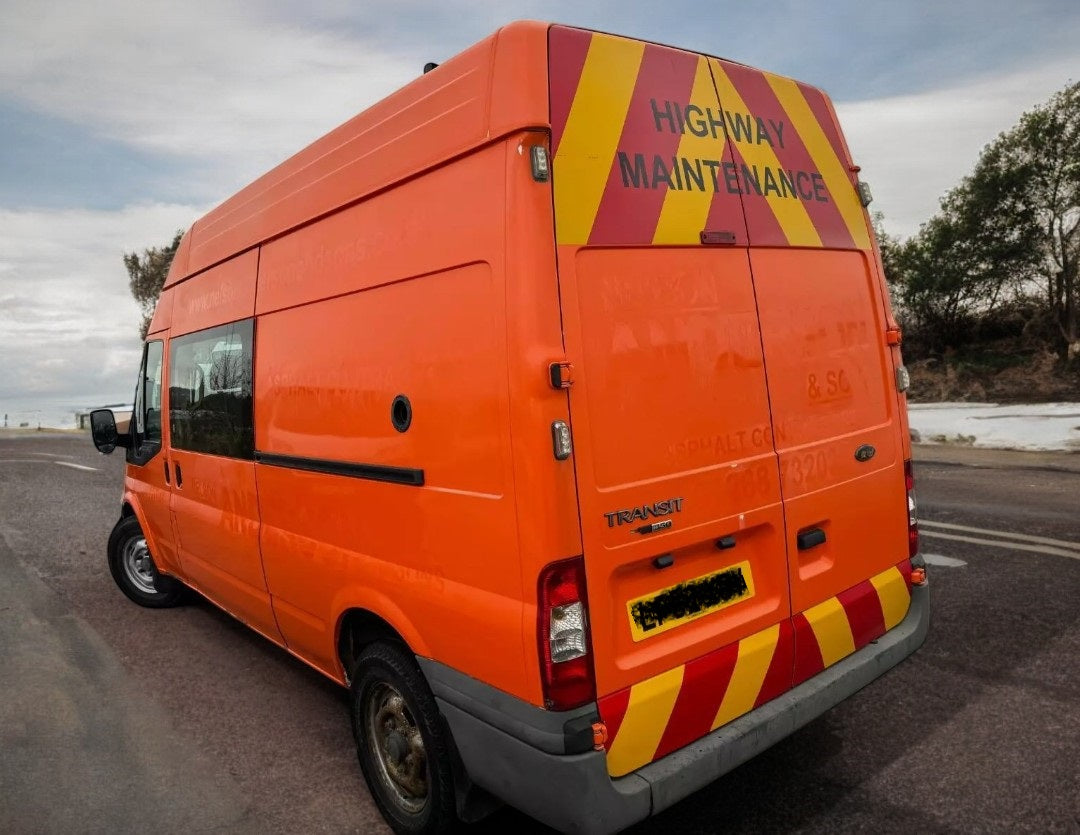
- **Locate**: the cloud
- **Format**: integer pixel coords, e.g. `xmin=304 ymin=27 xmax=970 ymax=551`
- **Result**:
xmin=839 ymin=55 xmax=1078 ymax=239
xmin=0 ymin=100 xmax=202 ymax=210
xmin=0 ymin=0 xmax=418 ymax=197
xmin=0 ymin=203 xmax=204 ymax=401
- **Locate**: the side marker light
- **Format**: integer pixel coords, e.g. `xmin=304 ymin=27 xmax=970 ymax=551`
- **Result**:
xmin=591 ymin=721 xmax=608 ymax=751
xmin=531 ymin=145 xmax=550 ymax=182
xmin=552 ymin=420 xmax=572 ymax=460
xmin=911 ymin=567 xmax=927 ymax=586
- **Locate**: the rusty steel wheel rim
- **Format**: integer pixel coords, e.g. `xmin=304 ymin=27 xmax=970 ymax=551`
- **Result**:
xmin=365 ymin=681 xmax=428 ymax=813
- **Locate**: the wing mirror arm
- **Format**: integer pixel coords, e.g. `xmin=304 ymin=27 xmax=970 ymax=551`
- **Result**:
xmin=89 ymin=409 xmax=133 ymax=454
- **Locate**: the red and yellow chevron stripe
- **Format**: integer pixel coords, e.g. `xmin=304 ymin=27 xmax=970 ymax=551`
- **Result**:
xmin=549 ymin=27 xmax=872 ymax=251
xmin=598 ymin=559 xmax=913 ymax=777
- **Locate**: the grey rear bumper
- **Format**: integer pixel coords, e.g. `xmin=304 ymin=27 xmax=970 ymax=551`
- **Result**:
xmin=423 ymin=580 xmax=930 ymax=834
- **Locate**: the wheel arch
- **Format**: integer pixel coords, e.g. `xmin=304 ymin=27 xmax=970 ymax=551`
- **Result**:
xmin=117 ymin=493 xmax=159 ymax=560
xmin=334 ymin=598 xmax=431 ymax=684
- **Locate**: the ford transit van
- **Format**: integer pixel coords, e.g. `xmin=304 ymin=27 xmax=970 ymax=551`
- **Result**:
xmin=91 ymin=21 xmax=928 ymax=834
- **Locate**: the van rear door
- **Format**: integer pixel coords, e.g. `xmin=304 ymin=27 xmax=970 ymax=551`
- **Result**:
xmin=549 ymin=27 xmax=794 ymax=775
xmin=707 ymin=59 xmax=910 ymax=669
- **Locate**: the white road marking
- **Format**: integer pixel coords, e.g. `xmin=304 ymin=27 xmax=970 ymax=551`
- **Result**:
xmin=921 ymin=552 xmax=967 ymax=568
xmin=920 ymin=519 xmax=1080 ymax=553
xmin=920 ymin=530 xmax=1080 ymax=561
xmin=28 ymin=452 xmax=75 ymax=459
xmin=54 ymin=461 xmax=98 ymax=472
xmin=0 ymin=459 xmax=48 ymax=464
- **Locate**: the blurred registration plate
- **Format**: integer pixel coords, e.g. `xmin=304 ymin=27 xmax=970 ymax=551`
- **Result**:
xmin=627 ymin=560 xmax=754 ymax=642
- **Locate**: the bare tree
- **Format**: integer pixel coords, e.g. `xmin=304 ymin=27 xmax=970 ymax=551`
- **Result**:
xmin=124 ymin=230 xmax=184 ymax=339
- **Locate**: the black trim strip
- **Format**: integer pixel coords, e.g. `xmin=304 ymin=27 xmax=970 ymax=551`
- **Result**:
xmin=255 ymin=452 xmax=424 ymax=486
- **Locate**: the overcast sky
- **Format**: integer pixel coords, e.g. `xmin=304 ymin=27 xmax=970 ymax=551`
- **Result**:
xmin=1 ymin=0 xmax=1078 ymax=412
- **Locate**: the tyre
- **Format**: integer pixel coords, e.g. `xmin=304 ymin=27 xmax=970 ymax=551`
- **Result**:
xmin=351 ymin=642 xmax=458 ymax=835
xmin=106 ymin=515 xmax=187 ymax=608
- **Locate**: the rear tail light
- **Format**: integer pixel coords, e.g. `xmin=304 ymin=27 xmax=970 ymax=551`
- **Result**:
xmin=537 ymin=557 xmax=596 ymax=710
xmin=905 ymin=459 xmax=919 ymax=558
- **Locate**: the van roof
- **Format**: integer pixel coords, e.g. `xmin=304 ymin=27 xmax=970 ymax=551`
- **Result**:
xmin=165 ymin=22 xmax=838 ymax=287
xmin=166 ymin=20 xmax=551 ymax=288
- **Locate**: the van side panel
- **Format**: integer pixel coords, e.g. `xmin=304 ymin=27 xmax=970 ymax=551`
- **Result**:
xmin=170 ymin=249 xmax=258 ymax=337
xmin=253 ymin=143 xmax=533 ymax=696
xmin=255 ymin=144 xmax=500 ymax=316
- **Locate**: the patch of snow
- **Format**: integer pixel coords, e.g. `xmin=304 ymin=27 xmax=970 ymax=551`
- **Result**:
xmin=908 ymin=402 xmax=1080 ymax=452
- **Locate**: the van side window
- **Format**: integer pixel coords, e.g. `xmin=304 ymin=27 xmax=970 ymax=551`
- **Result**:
xmin=169 ymin=319 xmax=255 ymax=460
xmin=127 ymin=340 xmax=164 ymax=465
xmin=143 ymin=340 xmax=164 ymax=444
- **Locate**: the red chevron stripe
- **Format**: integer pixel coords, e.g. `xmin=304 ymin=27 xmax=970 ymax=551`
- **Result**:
xmin=792 ymin=611 xmax=825 ymax=686
xmin=548 ymin=28 xmax=592 ymax=157
xmin=652 ymin=641 xmax=739 ymax=760
xmin=722 ymin=63 xmax=856 ymax=249
xmin=598 ymin=685 xmax=632 ymax=750
xmin=723 ymin=141 xmax=787 ymax=247
xmin=754 ymin=619 xmax=795 ymax=708
xmin=587 ymin=43 xmax=698 ymax=245
xmin=837 ymin=579 xmax=887 ymax=651
xmin=797 ymin=82 xmax=853 ymax=174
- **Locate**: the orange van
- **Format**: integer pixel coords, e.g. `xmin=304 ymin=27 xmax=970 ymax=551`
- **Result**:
xmin=90 ymin=21 xmax=928 ymax=835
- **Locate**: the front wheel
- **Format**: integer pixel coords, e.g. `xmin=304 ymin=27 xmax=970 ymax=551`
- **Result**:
xmin=106 ymin=515 xmax=187 ymax=608
xmin=351 ymin=642 xmax=457 ymax=835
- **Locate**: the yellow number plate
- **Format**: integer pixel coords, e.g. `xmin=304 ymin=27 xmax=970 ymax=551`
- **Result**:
xmin=627 ymin=560 xmax=755 ymax=642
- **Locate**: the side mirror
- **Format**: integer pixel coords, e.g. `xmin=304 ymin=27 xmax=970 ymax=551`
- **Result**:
xmin=89 ymin=409 xmax=132 ymax=454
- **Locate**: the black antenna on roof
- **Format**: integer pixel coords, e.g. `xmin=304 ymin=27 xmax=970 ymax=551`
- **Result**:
xmin=423 ymin=62 xmax=439 ymax=74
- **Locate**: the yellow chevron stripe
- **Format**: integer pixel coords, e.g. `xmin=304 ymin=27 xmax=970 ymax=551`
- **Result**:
xmin=870 ymin=566 xmax=911 ymax=630
xmin=653 ymin=57 xmax=726 ymax=244
xmin=711 ymin=623 xmax=780 ymax=731
xmin=553 ymin=35 xmax=645 ymax=246
xmin=606 ymin=664 xmax=685 ymax=777
xmin=804 ymin=595 xmax=856 ymax=668
xmin=709 ymin=60 xmax=821 ymax=248
xmin=764 ymin=74 xmax=872 ymax=249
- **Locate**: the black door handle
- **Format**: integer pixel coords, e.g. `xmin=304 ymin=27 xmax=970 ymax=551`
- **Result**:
xmin=797 ymin=527 xmax=826 ymax=550
xmin=164 ymin=461 xmax=171 ymax=484
xmin=175 ymin=463 xmax=183 ymax=487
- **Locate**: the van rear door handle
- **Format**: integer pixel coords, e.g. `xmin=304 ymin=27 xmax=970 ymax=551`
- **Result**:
xmin=797 ymin=527 xmax=826 ymax=550
xmin=163 ymin=461 xmax=170 ymax=484
xmin=174 ymin=463 xmax=183 ymax=488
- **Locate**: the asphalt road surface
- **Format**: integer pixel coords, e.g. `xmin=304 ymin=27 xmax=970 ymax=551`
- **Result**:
xmin=1 ymin=432 xmax=1077 ymax=834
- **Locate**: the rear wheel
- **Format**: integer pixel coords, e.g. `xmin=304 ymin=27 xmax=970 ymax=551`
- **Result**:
xmin=107 ymin=515 xmax=187 ymax=608
xmin=350 ymin=642 xmax=457 ymax=835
